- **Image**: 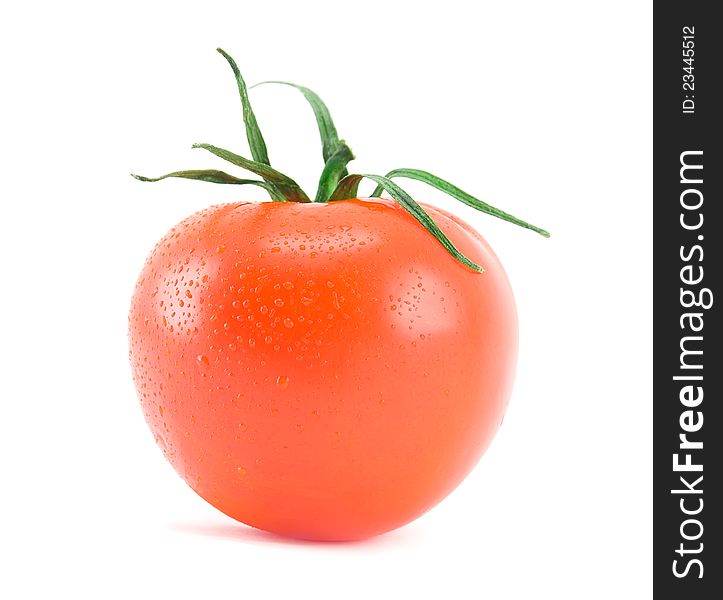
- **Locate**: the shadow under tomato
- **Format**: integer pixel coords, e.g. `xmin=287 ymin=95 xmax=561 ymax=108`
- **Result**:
xmin=165 ymin=519 xmax=423 ymax=549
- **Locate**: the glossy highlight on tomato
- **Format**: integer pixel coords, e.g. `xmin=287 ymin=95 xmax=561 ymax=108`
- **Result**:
xmin=128 ymin=198 xmax=517 ymax=540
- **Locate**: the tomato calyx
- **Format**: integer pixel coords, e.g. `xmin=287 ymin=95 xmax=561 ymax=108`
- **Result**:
xmin=131 ymin=48 xmax=549 ymax=272
xmin=315 ymin=141 xmax=355 ymax=203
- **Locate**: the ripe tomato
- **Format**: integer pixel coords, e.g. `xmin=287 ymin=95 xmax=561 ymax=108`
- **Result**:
xmin=129 ymin=197 xmax=517 ymax=541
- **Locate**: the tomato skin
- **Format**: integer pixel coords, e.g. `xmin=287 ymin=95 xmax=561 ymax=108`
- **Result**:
xmin=129 ymin=198 xmax=517 ymax=541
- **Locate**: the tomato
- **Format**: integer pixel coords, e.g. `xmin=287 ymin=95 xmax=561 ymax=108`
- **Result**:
xmin=128 ymin=197 xmax=517 ymax=541
xmin=129 ymin=47 xmax=547 ymax=540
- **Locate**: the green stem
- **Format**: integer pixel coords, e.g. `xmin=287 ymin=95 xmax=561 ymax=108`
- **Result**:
xmin=217 ymin=48 xmax=270 ymax=166
xmin=372 ymin=168 xmax=549 ymax=237
xmin=251 ymin=80 xmax=343 ymax=166
xmin=192 ymin=143 xmax=310 ymax=203
xmin=130 ymin=169 xmax=285 ymax=201
xmin=329 ymin=174 xmax=483 ymax=272
xmin=315 ymin=142 xmax=355 ymax=202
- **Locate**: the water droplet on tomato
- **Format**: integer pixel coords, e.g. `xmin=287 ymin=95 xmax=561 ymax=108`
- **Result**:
xmin=216 ymin=245 xmax=226 ymax=254
xmin=283 ymin=318 xmax=294 ymax=329
xmin=237 ymin=466 xmax=247 ymax=476
xmin=276 ymin=375 xmax=289 ymax=389
xmin=197 ymin=355 xmax=209 ymax=366
xmin=274 ymin=298 xmax=284 ymax=308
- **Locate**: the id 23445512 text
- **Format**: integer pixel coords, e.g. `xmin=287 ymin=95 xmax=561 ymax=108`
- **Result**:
xmin=682 ymin=26 xmax=695 ymax=114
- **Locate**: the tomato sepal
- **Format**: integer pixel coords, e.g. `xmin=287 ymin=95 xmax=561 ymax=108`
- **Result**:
xmin=130 ymin=169 xmax=286 ymax=202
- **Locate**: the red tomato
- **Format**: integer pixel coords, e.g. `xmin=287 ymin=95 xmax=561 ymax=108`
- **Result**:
xmin=128 ymin=197 xmax=517 ymax=541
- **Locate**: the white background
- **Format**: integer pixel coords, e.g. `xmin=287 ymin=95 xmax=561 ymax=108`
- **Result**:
xmin=0 ymin=1 xmax=651 ymax=598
